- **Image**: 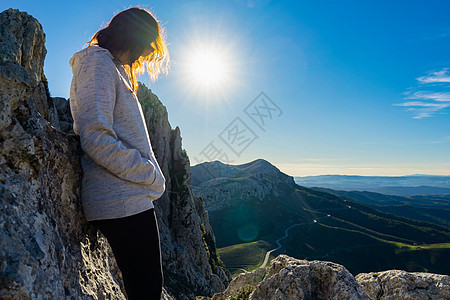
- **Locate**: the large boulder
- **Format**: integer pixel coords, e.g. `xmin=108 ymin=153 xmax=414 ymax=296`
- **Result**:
xmin=356 ymin=270 xmax=450 ymax=300
xmin=201 ymin=255 xmax=370 ymax=300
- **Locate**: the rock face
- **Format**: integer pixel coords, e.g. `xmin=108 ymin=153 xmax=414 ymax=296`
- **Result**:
xmin=0 ymin=8 xmax=229 ymax=299
xmin=356 ymin=270 xmax=450 ymax=300
xmin=201 ymin=255 xmax=370 ymax=300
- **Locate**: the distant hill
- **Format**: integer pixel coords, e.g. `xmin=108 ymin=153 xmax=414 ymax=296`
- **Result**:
xmin=294 ymin=175 xmax=450 ymax=195
xmin=191 ymin=159 xmax=295 ymax=212
xmin=365 ymin=186 xmax=450 ymax=196
xmin=191 ymin=159 xmax=450 ymax=275
xmin=312 ymin=187 xmax=450 ymax=227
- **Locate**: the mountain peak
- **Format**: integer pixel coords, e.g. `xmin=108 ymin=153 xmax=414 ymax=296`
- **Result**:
xmin=191 ymin=158 xmax=294 ymax=187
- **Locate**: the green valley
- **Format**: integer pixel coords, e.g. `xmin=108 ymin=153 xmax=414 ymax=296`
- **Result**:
xmin=192 ymin=160 xmax=450 ymax=276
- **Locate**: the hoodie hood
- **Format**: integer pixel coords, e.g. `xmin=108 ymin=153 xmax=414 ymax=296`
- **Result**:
xmin=69 ymin=46 xmax=115 ymax=74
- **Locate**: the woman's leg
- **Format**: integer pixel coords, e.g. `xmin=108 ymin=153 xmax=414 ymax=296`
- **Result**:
xmin=90 ymin=208 xmax=163 ymax=300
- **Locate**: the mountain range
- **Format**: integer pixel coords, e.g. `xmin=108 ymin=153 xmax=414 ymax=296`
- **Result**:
xmin=294 ymin=174 xmax=450 ymax=196
xmin=191 ymin=159 xmax=450 ymax=276
xmin=312 ymin=187 xmax=450 ymax=227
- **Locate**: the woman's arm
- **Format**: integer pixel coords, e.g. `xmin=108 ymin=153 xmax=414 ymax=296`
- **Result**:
xmin=70 ymin=51 xmax=157 ymax=186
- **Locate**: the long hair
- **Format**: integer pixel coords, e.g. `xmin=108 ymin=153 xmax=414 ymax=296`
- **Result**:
xmin=88 ymin=7 xmax=170 ymax=93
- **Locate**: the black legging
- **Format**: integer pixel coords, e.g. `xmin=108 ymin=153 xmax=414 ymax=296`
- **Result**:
xmin=90 ymin=208 xmax=163 ymax=300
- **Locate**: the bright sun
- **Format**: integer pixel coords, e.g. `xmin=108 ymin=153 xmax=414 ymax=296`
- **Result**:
xmin=183 ymin=46 xmax=233 ymax=94
xmin=189 ymin=51 xmax=226 ymax=87
xmin=176 ymin=38 xmax=241 ymax=106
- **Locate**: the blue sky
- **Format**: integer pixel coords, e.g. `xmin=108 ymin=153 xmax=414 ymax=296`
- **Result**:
xmin=4 ymin=0 xmax=450 ymax=176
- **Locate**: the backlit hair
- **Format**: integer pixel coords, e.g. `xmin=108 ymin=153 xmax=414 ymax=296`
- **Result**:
xmin=88 ymin=7 xmax=170 ymax=93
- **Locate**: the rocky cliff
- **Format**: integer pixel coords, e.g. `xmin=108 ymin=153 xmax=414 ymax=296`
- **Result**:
xmin=0 ymin=8 xmax=230 ymax=299
xmin=198 ymin=255 xmax=450 ymax=300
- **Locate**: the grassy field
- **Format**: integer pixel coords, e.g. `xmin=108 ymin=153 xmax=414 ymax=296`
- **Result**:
xmin=218 ymin=240 xmax=276 ymax=277
xmin=389 ymin=241 xmax=450 ymax=251
xmin=279 ymin=221 xmax=450 ymax=275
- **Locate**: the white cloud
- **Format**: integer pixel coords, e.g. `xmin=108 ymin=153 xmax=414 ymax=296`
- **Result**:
xmin=394 ymin=96 xmax=450 ymax=119
xmin=397 ymin=69 xmax=450 ymax=118
xmin=406 ymin=91 xmax=450 ymax=102
xmin=417 ymin=68 xmax=450 ymax=83
xmin=407 ymin=108 xmax=446 ymax=119
xmin=396 ymin=101 xmax=450 ymax=108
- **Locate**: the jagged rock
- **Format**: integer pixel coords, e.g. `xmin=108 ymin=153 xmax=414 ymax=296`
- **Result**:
xmin=201 ymin=255 xmax=370 ymax=300
xmin=0 ymin=8 xmax=45 ymax=87
xmin=356 ymin=270 xmax=450 ymax=300
xmin=0 ymin=8 xmax=56 ymax=126
xmin=1 ymin=8 xmax=229 ymax=299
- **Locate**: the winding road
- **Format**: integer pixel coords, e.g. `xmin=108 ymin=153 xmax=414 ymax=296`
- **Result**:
xmin=257 ymin=205 xmax=354 ymax=269
xmin=259 ymin=221 xmax=316 ymax=268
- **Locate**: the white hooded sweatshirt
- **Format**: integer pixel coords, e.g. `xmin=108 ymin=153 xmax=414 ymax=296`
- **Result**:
xmin=69 ymin=45 xmax=165 ymax=221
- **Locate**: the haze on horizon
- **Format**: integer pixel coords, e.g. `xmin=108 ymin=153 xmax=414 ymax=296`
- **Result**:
xmin=191 ymin=158 xmax=450 ymax=177
xmin=5 ymin=0 xmax=450 ymax=177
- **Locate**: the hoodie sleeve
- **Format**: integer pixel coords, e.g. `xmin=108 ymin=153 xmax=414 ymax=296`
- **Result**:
xmin=70 ymin=51 xmax=157 ymax=186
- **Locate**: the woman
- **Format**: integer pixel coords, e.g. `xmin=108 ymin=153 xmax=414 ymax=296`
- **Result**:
xmin=69 ymin=7 xmax=170 ymax=299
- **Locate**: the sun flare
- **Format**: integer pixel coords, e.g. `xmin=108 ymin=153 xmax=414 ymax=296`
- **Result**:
xmin=176 ymin=37 xmax=242 ymax=107
xmin=189 ymin=51 xmax=226 ymax=87
xmin=182 ymin=46 xmax=233 ymax=94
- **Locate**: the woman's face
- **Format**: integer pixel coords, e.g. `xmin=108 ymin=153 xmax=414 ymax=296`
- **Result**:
xmin=125 ymin=40 xmax=155 ymax=66
xmin=141 ymin=44 xmax=155 ymax=57
xmin=125 ymin=41 xmax=156 ymax=65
